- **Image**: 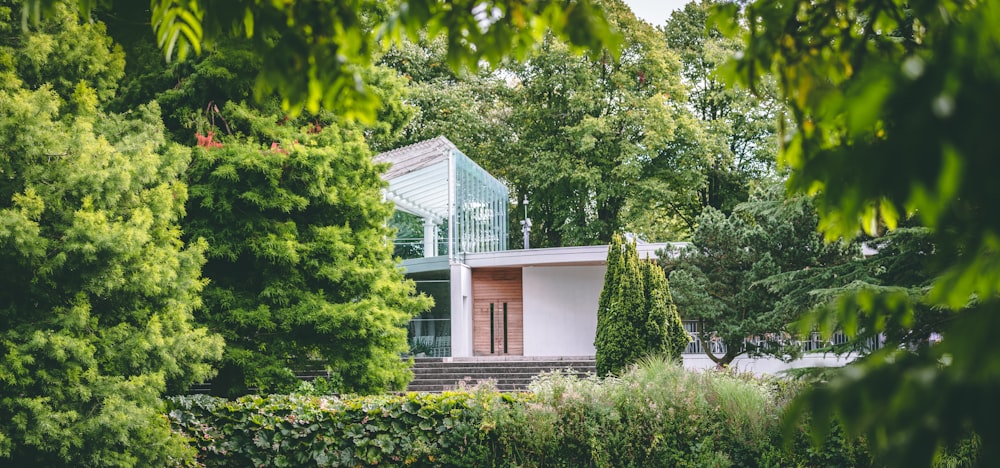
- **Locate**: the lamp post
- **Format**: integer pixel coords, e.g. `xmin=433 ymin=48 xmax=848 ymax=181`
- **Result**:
xmin=520 ymin=196 xmax=531 ymax=249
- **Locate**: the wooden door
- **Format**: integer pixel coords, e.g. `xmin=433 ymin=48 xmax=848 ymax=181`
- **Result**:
xmin=472 ymin=268 xmax=523 ymax=356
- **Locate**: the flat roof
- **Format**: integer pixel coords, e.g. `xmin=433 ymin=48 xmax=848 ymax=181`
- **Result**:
xmin=399 ymin=242 xmax=688 ymax=274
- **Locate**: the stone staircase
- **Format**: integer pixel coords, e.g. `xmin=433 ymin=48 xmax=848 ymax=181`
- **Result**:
xmin=406 ymin=356 xmax=597 ymax=393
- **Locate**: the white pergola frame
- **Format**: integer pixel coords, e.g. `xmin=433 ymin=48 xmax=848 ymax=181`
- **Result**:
xmin=376 ymin=136 xmax=509 ymax=259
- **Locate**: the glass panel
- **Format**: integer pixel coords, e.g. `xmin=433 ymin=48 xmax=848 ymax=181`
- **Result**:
xmin=407 ymin=273 xmax=451 ymax=357
xmin=389 ymin=211 xmax=425 ymax=260
xmin=452 ymin=149 xmax=509 ymax=256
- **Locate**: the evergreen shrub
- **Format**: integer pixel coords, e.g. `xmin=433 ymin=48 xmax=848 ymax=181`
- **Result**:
xmin=169 ymin=359 xmax=883 ymax=467
xmin=596 ymin=234 xmax=688 ymax=376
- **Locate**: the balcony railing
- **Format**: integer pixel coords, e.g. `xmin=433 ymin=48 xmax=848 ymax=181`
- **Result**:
xmin=681 ymin=321 xmax=882 ymax=355
xmin=407 ymin=318 xmax=451 ymax=357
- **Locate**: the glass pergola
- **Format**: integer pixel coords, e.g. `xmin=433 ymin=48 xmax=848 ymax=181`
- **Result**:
xmin=376 ymin=136 xmax=510 ymax=357
xmin=376 ymin=136 xmax=509 ymax=260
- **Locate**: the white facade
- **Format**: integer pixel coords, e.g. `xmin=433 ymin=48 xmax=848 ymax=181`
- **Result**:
xmin=522 ymin=265 xmax=606 ymax=356
xmin=402 ymin=244 xmax=676 ymax=358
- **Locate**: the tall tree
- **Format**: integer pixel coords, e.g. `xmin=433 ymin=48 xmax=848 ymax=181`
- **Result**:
xmin=725 ymin=0 xmax=1000 ymax=461
xmin=182 ymin=102 xmax=431 ymax=396
xmin=0 ymin=2 xmax=222 ymax=465
xmin=661 ymin=184 xmax=862 ymax=366
xmin=375 ymin=35 xmax=511 ymax=158
xmin=501 ymin=0 xmax=702 ymax=247
xmin=103 ymin=8 xmax=427 ymax=396
xmin=642 ymin=255 xmax=690 ymax=360
xmin=596 ymin=233 xmax=686 ymax=375
xmin=663 ymin=0 xmax=779 ymax=215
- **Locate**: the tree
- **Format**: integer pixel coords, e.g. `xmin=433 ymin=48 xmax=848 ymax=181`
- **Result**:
xmin=182 ymin=101 xmax=431 ymax=396
xmin=0 ymin=2 xmax=222 ymax=465
xmin=660 ymin=184 xmax=861 ymax=367
xmin=500 ymin=0 xmax=702 ymax=247
xmin=723 ymin=0 xmax=1000 ymax=462
xmin=100 ymin=7 xmax=428 ymax=396
xmin=374 ymin=35 xmax=512 ymax=159
xmin=643 ymin=255 xmax=690 ymax=360
xmin=662 ymin=0 xmax=778 ymax=216
xmin=596 ymin=233 xmax=686 ymax=375
xmin=26 ymin=0 xmax=619 ymax=120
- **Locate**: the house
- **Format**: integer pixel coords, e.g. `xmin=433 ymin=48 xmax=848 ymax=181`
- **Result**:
xmin=376 ymin=136 xmax=679 ymax=359
xmin=377 ymin=137 xmax=856 ymax=373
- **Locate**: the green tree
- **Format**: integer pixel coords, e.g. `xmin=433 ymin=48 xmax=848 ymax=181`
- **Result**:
xmin=596 ymin=233 xmax=685 ymax=375
xmin=501 ymin=0 xmax=701 ymax=247
xmin=642 ymin=256 xmax=690 ymax=359
xmin=663 ymin=0 xmax=778 ymax=216
xmin=0 ymin=3 xmax=222 ymax=465
xmin=375 ymin=35 xmax=511 ymax=159
xmin=102 ymin=12 xmax=427 ymax=395
xmin=724 ymin=0 xmax=1000 ymax=462
xmin=661 ymin=185 xmax=861 ymax=366
xmin=27 ymin=0 xmax=619 ymax=119
xmin=183 ymin=101 xmax=431 ymax=396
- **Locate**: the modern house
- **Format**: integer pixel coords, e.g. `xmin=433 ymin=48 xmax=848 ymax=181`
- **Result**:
xmin=376 ymin=136 xmax=676 ymax=359
xmin=377 ymin=136 xmax=856 ymax=374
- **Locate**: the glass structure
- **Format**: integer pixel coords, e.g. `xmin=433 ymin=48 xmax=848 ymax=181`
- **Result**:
xmin=453 ymin=152 xmax=508 ymax=256
xmin=377 ymin=136 xmax=508 ymax=261
xmin=376 ymin=136 xmax=510 ymax=357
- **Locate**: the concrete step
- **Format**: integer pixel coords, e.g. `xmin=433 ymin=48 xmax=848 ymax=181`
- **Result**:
xmin=406 ymin=357 xmax=597 ymax=393
xmin=413 ymin=366 xmax=594 ymax=375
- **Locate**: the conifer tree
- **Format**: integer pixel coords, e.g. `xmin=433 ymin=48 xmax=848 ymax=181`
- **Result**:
xmin=183 ymin=101 xmax=431 ymax=396
xmin=596 ymin=234 xmax=685 ymax=375
xmin=0 ymin=3 xmax=222 ymax=465
xmin=643 ymin=259 xmax=690 ymax=360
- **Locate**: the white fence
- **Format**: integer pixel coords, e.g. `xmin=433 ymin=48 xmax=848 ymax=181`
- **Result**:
xmin=681 ymin=321 xmax=882 ymax=355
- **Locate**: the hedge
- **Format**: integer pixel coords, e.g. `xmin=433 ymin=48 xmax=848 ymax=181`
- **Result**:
xmin=167 ymin=360 xmax=978 ymax=467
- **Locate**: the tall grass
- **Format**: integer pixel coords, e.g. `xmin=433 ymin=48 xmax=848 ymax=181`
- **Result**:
xmin=480 ymin=356 xmax=787 ymax=467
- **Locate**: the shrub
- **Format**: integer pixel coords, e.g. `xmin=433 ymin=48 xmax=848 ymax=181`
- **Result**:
xmin=596 ymin=234 xmax=687 ymax=376
xmin=168 ymin=360 xmax=888 ymax=466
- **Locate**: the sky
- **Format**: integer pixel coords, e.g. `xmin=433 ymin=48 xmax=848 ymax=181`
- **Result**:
xmin=621 ymin=0 xmax=690 ymax=26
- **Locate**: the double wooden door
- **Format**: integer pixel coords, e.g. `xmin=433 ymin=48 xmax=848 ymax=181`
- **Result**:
xmin=472 ymin=268 xmax=523 ymax=356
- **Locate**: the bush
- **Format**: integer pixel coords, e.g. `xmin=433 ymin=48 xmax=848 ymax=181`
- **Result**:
xmin=168 ymin=389 xmax=504 ymax=467
xmin=169 ymin=359 xmax=884 ymax=467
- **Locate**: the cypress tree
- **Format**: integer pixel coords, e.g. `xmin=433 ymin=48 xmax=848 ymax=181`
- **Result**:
xmin=652 ymin=260 xmax=691 ymax=359
xmin=595 ymin=234 xmax=625 ymax=375
xmin=642 ymin=258 xmax=671 ymax=356
xmin=597 ymin=235 xmax=686 ymax=375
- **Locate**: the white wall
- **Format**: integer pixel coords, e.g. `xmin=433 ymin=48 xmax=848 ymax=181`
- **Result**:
xmin=522 ymin=265 xmax=607 ymax=356
xmin=449 ymin=263 xmax=474 ymax=357
xmin=682 ymin=353 xmax=858 ymax=374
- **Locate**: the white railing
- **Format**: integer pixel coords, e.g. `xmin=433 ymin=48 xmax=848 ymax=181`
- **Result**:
xmin=681 ymin=321 xmax=882 ymax=355
xmin=408 ymin=318 xmax=451 ymax=357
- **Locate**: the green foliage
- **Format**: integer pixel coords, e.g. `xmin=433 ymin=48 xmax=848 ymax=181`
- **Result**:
xmin=183 ymin=101 xmax=431 ymax=396
xmin=0 ymin=3 xmax=222 ymax=465
xmin=168 ymin=390 xmax=497 ymax=467
xmin=169 ymin=359 xmax=878 ymax=467
xmin=596 ymin=233 xmax=686 ymax=376
xmin=662 ymin=0 xmax=779 ymax=217
xmin=502 ymin=1 xmax=699 ymax=246
xmin=662 ymin=185 xmax=862 ymax=366
xmin=722 ymin=0 xmax=1000 ymax=462
xmin=28 ymin=0 xmax=619 ymax=119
